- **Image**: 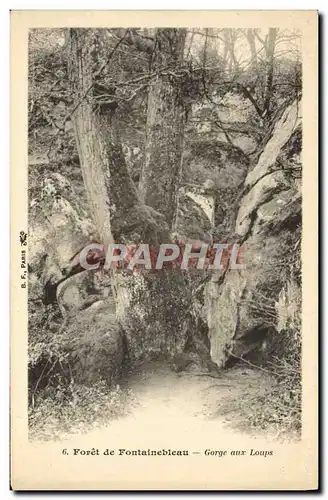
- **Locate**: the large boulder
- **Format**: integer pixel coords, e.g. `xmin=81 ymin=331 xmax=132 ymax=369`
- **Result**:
xmin=61 ymin=297 xmax=124 ymax=385
xmin=28 ymin=171 xmax=98 ymax=304
xmin=56 ymin=270 xmax=111 ymax=317
xmin=205 ymin=100 xmax=302 ymax=367
xmin=175 ymin=184 xmax=215 ymax=243
xmin=28 ymin=171 xmax=122 ymax=388
xmin=183 ymin=139 xmax=248 ymax=190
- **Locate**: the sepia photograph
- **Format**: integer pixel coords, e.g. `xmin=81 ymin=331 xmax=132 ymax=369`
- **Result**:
xmin=10 ymin=10 xmax=318 ymax=491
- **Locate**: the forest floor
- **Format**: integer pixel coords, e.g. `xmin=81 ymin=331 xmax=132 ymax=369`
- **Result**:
xmin=30 ymin=360 xmax=298 ymax=442
xmin=27 ymin=361 xmax=303 ymax=490
xmin=119 ymin=360 xmax=276 ymax=436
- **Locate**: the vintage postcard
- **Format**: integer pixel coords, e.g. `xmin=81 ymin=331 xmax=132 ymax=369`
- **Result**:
xmin=10 ymin=10 xmax=318 ymax=490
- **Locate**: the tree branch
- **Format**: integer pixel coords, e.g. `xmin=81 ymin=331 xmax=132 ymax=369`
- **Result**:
xmin=113 ymin=28 xmax=154 ymax=54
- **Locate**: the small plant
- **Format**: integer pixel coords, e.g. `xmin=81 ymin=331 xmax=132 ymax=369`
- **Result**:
xmin=216 ymin=276 xmax=302 ymax=440
xmin=29 ymin=381 xmax=132 ymax=441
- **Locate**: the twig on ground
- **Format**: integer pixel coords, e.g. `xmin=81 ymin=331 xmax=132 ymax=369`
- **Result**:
xmin=226 ymin=351 xmax=278 ymax=376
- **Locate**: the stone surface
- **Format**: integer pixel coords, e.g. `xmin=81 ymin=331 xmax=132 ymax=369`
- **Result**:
xmin=204 ymin=99 xmax=302 ymax=367
xmin=56 ymin=270 xmax=111 ymax=317
xmin=62 ymin=298 xmax=124 ymax=385
xmin=245 ymin=100 xmax=302 ymax=187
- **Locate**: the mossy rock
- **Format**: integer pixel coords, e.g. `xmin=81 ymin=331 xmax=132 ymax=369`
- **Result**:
xmin=62 ymin=298 xmax=124 ymax=386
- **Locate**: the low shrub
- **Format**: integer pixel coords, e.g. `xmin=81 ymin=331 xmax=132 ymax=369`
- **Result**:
xmin=29 ymin=382 xmax=132 ymax=441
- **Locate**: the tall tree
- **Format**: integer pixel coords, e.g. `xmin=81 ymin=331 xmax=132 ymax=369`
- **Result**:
xmin=67 ymin=28 xmax=212 ymax=370
xmin=245 ymin=29 xmax=258 ymax=73
xmin=139 ymin=28 xmax=186 ymax=228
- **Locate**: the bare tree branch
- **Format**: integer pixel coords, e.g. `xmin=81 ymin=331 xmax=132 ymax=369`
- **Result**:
xmin=113 ymin=28 xmax=154 ymax=54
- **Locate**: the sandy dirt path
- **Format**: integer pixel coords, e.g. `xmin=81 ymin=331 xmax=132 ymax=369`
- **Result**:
xmin=24 ymin=362 xmax=308 ymax=491
xmin=120 ymin=360 xmax=274 ymax=427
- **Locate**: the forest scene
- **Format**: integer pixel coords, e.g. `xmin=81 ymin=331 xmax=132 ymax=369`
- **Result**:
xmin=28 ymin=27 xmax=302 ymax=441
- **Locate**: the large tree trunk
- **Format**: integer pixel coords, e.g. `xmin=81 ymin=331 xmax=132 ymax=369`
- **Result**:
xmin=67 ymin=29 xmax=166 ymax=247
xmin=139 ymin=28 xmax=187 ymax=229
xmin=67 ymin=28 xmax=213 ymax=372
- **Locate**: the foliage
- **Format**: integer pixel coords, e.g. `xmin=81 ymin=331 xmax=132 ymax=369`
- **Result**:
xmin=28 ymin=27 xmax=301 ymax=183
xmin=237 ymin=305 xmax=301 ymax=439
xmin=28 ymin=301 xmax=63 ymax=369
xmin=216 ymin=252 xmax=302 ymax=438
xmin=29 ymin=383 xmax=132 ymax=441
